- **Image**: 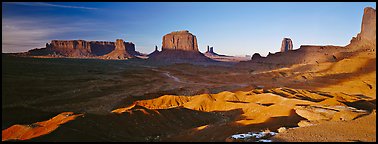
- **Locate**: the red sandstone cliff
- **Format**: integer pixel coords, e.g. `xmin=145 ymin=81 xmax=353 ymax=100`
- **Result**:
xmin=348 ymin=7 xmax=376 ymax=49
xmin=148 ymin=30 xmax=212 ymax=63
xmin=102 ymin=39 xmax=134 ymax=59
xmin=162 ymin=30 xmax=199 ymax=52
xmin=25 ymin=39 xmax=139 ymax=59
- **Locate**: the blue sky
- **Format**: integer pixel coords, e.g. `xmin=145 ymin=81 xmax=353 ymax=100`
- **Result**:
xmin=2 ymin=2 xmax=376 ymax=56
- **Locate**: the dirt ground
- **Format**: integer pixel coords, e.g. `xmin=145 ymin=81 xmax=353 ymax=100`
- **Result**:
xmin=2 ymin=44 xmax=376 ymax=142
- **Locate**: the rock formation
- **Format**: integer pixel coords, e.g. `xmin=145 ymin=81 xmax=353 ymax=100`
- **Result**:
xmin=204 ymin=45 xmax=228 ymax=57
xmin=24 ymin=39 xmax=140 ymax=59
xmin=205 ymin=46 xmax=218 ymax=56
xmin=148 ymin=30 xmax=212 ymax=63
xmin=280 ymin=38 xmax=293 ymax=52
xmin=240 ymin=7 xmax=375 ymax=68
xmin=349 ymin=7 xmax=376 ymax=48
xmin=147 ymin=45 xmax=160 ymax=57
xmin=125 ymin=42 xmax=141 ymax=56
xmin=161 ymin=30 xmax=198 ymax=52
xmin=48 ymin=40 xmax=95 ymax=57
xmin=251 ymin=53 xmax=263 ymax=60
xmin=102 ymin=39 xmax=134 ymax=59
xmin=358 ymin=7 xmax=376 ymax=42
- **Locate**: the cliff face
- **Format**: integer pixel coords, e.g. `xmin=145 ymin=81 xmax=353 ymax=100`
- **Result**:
xmin=28 ymin=39 xmax=138 ymax=59
xmin=102 ymin=39 xmax=134 ymax=59
xmin=125 ymin=42 xmax=140 ymax=56
xmin=162 ymin=30 xmax=199 ymax=52
xmin=349 ymin=7 xmax=376 ymax=48
xmin=359 ymin=7 xmax=376 ymax=42
xmin=48 ymin=40 xmax=94 ymax=57
xmin=88 ymin=41 xmax=115 ymax=56
xmin=148 ymin=30 xmax=212 ymax=63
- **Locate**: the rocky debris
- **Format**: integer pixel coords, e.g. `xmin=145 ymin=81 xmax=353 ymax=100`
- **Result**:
xmin=148 ymin=30 xmax=213 ymax=63
xmin=102 ymin=39 xmax=134 ymax=59
xmin=280 ymin=38 xmax=293 ymax=52
xmin=294 ymin=105 xmax=369 ymax=127
xmin=297 ymin=120 xmax=318 ymax=127
xmin=226 ymin=130 xmax=277 ymax=142
xmin=277 ymin=127 xmax=287 ymax=133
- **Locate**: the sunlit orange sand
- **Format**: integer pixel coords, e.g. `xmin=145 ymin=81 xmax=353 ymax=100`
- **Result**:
xmin=113 ymin=87 xmax=373 ymax=127
xmin=2 ymin=112 xmax=83 ymax=141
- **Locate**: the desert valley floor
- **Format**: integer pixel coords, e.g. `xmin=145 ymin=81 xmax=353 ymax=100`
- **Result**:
xmin=2 ymin=49 xmax=376 ymax=142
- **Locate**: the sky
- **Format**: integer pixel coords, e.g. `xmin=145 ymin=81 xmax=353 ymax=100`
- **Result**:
xmin=2 ymin=2 xmax=376 ymax=56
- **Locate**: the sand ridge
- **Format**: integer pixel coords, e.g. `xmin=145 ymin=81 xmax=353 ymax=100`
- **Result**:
xmin=2 ymin=112 xmax=83 ymax=141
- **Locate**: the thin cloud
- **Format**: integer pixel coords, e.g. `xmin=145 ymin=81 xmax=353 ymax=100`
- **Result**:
xmin=4 ymin=2 xmax=98 ymax=10
xmin=2 ymin=17 xmax=106 ymax=53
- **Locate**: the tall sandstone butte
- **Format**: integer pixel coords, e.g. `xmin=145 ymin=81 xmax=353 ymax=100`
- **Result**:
xmin=280 ymin=38 xmax=293 ymax=52
xmin=350 ymin=7 xmax=376 ymax=48
xmin=148 ymin=30 xmax=212 ymax=62
xmin=162 ymin=30 xmax=199 ymax=52
xmin=102 ymin=39 xmax=134 ymax=59
xmin=359 ymin=7 xmax=376 ymax=42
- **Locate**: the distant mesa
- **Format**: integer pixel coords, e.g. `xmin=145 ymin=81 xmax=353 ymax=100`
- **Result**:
xmin=204 ymin=45 xmax=231 ymax=59
xmin=24 ymin=39 xmax=141 ymax=59
xmin=148 ymin=30 xmax=213 ymax=62
xmin=280 ymin=38 xmax=293 ymax=52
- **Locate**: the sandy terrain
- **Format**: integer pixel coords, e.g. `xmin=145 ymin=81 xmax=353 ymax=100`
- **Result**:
xmin=1 ymin=38 xmax=376 ymax=142
xmin=272 ymin=111 xmax=376 ymax=142
xmin=2 ymin=112 xmax=83 ymax=141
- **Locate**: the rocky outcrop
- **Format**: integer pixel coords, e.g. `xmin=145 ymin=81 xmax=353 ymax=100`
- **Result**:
xmin=349 ymin=7 xmax=376 ymax=48
xmin=280 ymin=38 xmax=293 ymax=52
xmin=125 ymin=42 xmax=141 ymax=56
xmin=162 ymin=30 xmax=199 ymax=52
xmin=148 ymin=30 xmax=212 ymax=63
xmin=358 ymin=7 xmax=376 ymax=42
xmin=251 ymin=53 xmax=263 ymax=60
xmin=205 ymin=46 xmax=220 ymax=56
xmin=48 ymin=40 xmax=95 ymax=57
xmin=25 ymin=39 xmax=139 ymax=59
xmin=147 ymin=45 xmax=160 ymax=57
xmin=102 ymin=39 xmax=134 ymax=59
xmin=88 ymin=41 xmax=116 ymax=56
